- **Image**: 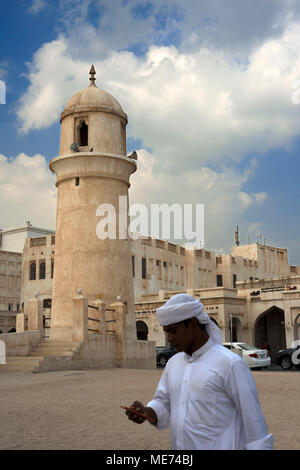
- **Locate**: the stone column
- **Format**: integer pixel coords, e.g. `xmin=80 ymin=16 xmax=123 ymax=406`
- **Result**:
xmin=92 ymin=299 xmax=106 ymax=334
xmin=16 ymin=313 xmax=25 ymax=333
xmin=73 ymin=294 xmax=88 ymax=343
xmin=108 ymin=301 xmax=126 ymax=367
xmin=28 ymin=297 xmax=43 ymax=335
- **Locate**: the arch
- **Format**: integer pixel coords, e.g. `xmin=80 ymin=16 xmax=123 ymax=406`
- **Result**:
xmin=8 ymin=328 xmax=16 ymax=333
xmin=254 ymin=306 xmax=286 ymax=362
xmin=229 ymin=316 xmax=242 ymax=342
xmin=136 ymin=320 xmax=148 ymax=341
xmin=79 ymin=121 xmax=88 ymax=147
xmin=39 ymin=260 xmax=46 ymax=279
xmin=30 ymin=261 xmax=36 ymax=280
xmin=294 ymin=313 xmax=300 ymax=342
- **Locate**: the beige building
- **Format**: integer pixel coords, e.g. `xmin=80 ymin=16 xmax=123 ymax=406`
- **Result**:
xmin=0 ymin=222 xmax=55 ymax=334
xmin=136 ymin=275 xmax=300 ymax=361
xmin=0 ymin=250 xmax=22 ymax=333
xmin=19 ymin=228 xmax=300 ymax=360
xmin=0 ymin=221 xmax=55 ymax=253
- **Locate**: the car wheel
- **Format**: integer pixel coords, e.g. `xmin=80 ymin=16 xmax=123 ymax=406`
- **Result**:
xmin=159 ymin=355 xmax=168 ymax=367
xmin=279 ymin=356 xmax=293 ymax=370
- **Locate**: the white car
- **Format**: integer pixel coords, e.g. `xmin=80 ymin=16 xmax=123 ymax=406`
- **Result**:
xmin=223 ymin=342 xmax=271 ymax=369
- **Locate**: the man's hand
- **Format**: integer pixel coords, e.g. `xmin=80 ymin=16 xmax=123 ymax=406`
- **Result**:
xmin=124 ymin=401 xmax=157 ymax=425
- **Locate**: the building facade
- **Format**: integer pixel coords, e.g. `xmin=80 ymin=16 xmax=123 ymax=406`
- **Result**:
xmin=0 ymin=250 xmax=22 ymax=333
xmin=0 ymin=221 xmax=55 ymax=253
xmin=17 ymin=230 xmax=300 ymax=359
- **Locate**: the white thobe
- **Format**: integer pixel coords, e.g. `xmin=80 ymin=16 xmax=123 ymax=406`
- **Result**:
xmin=147 ymin=338 xmax=273 ymax=450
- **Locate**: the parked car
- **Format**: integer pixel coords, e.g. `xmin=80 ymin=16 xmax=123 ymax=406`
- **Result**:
xmin=223 ymin=342 xmax=271 ymax=369
xmin=276 ymin=345 xmax=300 ymax=370
xmin=156 ymin=347 xmax=178 ymax=367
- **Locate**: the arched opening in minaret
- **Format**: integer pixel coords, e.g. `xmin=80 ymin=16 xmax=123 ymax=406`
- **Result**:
xmin=79 ymin=121 xmax=88 ymax=147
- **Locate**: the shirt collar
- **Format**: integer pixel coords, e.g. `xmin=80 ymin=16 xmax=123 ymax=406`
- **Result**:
xmin=184 ymin=337 xmax=215 ymax=362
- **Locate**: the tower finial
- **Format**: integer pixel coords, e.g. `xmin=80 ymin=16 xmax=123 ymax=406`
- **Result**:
xmin=89 ymin=65 xmax=96 ymax=86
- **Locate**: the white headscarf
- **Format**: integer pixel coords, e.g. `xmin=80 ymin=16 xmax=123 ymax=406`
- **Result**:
xmin=156 ymin=293 xmax=222 ymax=344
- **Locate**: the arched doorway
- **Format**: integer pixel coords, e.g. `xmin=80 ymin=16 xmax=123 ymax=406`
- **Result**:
xmin=255 ymin=306 xmax=286 ymax=362
xmin=136 ymin=320 xmax=148 ymax=340
xmin=229 ymin=316 xmax=242 ymax=342
xmin=294 ymin=314 xmax=300 ymax=342
xmin=8 ymin=328 xmax=16 ymax=333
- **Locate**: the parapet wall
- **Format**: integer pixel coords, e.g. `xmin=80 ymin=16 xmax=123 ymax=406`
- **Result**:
xmin=0 ymin=331 xmax=41 ymax=356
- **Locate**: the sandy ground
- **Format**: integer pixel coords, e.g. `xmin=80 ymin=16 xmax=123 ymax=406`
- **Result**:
xmin=0 ymin=368 xmax=299 ymax=450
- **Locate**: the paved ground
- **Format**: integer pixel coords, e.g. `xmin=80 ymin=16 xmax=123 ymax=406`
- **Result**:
xmin=0 ymin=367 xmax=299 ymax=450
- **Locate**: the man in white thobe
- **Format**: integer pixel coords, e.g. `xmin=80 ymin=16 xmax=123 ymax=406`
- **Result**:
xmin=125 ymin=294 xmax=273 ymax=450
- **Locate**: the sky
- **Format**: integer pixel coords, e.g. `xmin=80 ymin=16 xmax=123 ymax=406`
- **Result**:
xmin=1 ymin=0 xmax=300 ymax=263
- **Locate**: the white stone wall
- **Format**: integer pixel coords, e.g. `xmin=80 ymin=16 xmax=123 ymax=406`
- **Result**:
xmin=1 ymin=225 xmax=55 ymax=253
xmin=0 ymin=251 xmax=22 ymax=333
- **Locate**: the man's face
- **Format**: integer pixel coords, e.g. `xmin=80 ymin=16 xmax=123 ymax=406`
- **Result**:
xmin=163 ymin=321 xmax=194 ymax=353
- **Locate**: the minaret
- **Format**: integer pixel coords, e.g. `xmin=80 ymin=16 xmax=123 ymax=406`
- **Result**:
xmin=49 ymin=66 xmax=137 ymax=341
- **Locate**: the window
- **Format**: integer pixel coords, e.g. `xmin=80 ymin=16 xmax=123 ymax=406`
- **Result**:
xmin=8 ymin=304 xmax=13 ymax=311
xmin=30 ymin=261 xmax=36 ymax=280
xmin=132 ymin=256 xmax=135 ymax=277
xmin=39 ymin=261 xmax=46 ymax=280
xmin=142 ymin=258 xmax=147 ymax=279
xmin=51 ymin=259 xmax=54 ymax=279
xmin=233 ymin=274 xmax=237 ymax=288
xmin=30 ymin=237 xmax=46 ymax=247
xmin=156 ymin=260 xmax=162 ymax=280
xmin=217 ymin=274 xmax=223 ymax=287
xmin=79 ymin=121 xmax=88 ymax=146
xmin=121 ymin=122 xmax=126 ymax=155
xmin=43 ymin=299 xmax=52 ymax=309
xmin=75 ymin=177 xmax=80 ymax=186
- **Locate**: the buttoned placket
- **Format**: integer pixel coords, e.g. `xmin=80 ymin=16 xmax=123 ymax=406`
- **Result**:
xmin=175 ymin=355 xmax=195 ymax=448
xmin=175 ymin=339 xmax=214 ymax=448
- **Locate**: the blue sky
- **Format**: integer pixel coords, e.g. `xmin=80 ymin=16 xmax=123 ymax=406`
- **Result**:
xmin=1 ymin=0 xmax=300 ymax=264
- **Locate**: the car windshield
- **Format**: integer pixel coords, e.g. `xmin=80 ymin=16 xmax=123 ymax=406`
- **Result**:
xmin=237 ymin=343 xmax=257 ymax=350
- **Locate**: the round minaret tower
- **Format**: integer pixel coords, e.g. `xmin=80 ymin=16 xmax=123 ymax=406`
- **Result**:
xmin=49 ymin=66 xmax=137 ymax=341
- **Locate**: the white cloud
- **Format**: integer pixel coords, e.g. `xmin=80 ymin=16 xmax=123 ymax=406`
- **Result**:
xmin=129 ymin=149 xmax=265 ymax=250
xmin=17 ymin=22 xmax=300 ymax=173
xmin=253 ymin=192 xmax=267 ymax=205
xmin=14 ymin=2 xmax=300 ymax=252
xmin=28 ymin=0 xmax=47 ymax=14
xmin=0 ymin=153 xmax=56 ymax=230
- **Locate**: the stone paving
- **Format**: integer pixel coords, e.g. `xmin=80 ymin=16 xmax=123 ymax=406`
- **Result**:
xmin=0 ymin=367 xmax=299 ymax=450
